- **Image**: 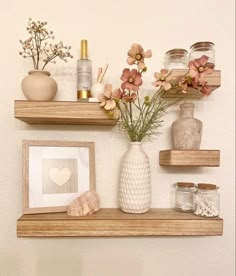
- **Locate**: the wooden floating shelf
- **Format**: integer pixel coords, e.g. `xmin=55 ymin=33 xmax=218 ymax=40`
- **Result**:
xmin=14 ymin=100 xmax=119 ymax=126
xmin=162 ymin=69 xmax=221 ymax=98
xmin=17 ymin=208 xmax=223 ymax=237
xmin=159 ymin=150 xmax=220 ymax=167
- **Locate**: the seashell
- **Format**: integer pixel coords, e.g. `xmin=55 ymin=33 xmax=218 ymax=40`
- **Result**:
xmin=67 ymin=191 xmax=100 ymax=216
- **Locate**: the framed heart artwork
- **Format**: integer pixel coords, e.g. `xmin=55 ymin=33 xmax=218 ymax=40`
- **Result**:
xmin=22 ymin=140 xmax=95 ymax=214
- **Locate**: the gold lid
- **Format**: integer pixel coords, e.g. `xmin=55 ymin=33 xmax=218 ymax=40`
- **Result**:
xmin=180 ymin=102 xmax=195 ymax=109
xmin=80 ymin=39 xmax=88 ymax=59
xmin=190 ymin=41 xmax=214 ymax=50
xmin=177 ymin=182 xmax=195 ymax=188
xmin=198 ymin=183 xmax=217 ymax=190
xmin=165 ymin=48 xmax=188 ymax=57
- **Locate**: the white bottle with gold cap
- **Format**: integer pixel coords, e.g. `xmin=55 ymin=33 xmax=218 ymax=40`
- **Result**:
xmin=77 ymin=39 xmax=92 ymax=100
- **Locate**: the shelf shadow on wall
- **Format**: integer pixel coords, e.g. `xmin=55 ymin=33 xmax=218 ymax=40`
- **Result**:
xmin=158 ymin=165 xmax=211 ymax=175
xmin=15 ymin=121 xmax=116 ymax=133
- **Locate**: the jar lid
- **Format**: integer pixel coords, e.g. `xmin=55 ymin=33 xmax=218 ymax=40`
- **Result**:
xmin=190 ymin=41 xmax=215 ymax=50
xmin=165 ymin=48 xmax=188 ymax=57
xmin=180 ymin=102 xmax=195 ymax=109
xmin=177 ymin=182 xmax=195 ymax=188
xmin=198 ymin=183 xmax=217 ymax=190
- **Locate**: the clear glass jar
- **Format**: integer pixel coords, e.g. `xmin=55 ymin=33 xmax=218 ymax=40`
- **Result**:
xmin=189 ymin=41 xmax=215 ymax=67
xmin=175 ymin=182 xmax=195 ymax=212
xmin=193 ymin=183 xmax=220 ymax=217
xmin=164 ymin=48 xmax=188 ymax=70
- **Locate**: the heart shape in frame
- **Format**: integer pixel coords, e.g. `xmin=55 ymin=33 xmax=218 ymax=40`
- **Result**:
xmin=49 ymin=167 xmax=72 ymax=187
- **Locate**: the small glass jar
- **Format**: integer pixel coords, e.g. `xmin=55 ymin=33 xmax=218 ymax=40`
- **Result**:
xmin=193 ymin=183 xmax=220 ymax=217
xmin=189 ymin=41 xmax=215 ymax=67
xmin=175 ymin=182 xmax=195 ymax=212
xmin=164 ymin=48 xmax=188 ymax=70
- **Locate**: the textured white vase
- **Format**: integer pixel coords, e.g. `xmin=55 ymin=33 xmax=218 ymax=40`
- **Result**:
xmin=21 ymin=70 xmax=57 ymax=101
xmin=119 ymin=142 xmax=151 ymax=214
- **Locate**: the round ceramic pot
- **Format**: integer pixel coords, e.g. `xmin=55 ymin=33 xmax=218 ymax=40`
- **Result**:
xmin=119 ymin=142 xmax=151 ymax=214
xmin=21 ymin=70 xmax=57 ymax=101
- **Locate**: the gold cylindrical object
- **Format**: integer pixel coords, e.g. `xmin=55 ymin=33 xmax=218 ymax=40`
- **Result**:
xmin=77 ymin=90 xmax=91 ymax=99
xmin=77 ymin=39 xmax=92 ymax=100
xmin=80 ymin=39 xmax=88 ymax=59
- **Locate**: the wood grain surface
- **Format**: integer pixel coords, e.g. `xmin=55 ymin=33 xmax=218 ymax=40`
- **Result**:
xmin=159 ymin=150 xmax=220 ymax=166
xmin=17 ymin=208 xmax=223 ymax=237
xmin=14 ymin=101 xmax=119 ymax=125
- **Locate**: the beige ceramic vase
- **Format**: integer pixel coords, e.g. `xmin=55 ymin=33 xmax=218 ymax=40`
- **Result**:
xmin=172 ymin=102 xmax=202 ymax=149
xmin=21 ymin=70 xmax=57 ymax=101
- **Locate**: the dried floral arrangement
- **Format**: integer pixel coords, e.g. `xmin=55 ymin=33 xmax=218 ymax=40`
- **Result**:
xmin=19 ymin=18 xmax=73 ymax=70
xmin=99 ymin=43 xmax=214 ymax=142
xmin=158 ymin=55 xmax=214 ymax=96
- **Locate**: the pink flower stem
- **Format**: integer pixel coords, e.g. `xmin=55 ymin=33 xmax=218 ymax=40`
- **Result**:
xmin=129 ymin=102 xmax=133 ymax=124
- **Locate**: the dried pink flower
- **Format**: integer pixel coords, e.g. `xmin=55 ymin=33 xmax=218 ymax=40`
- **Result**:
xmin=112 ymin=88 xmax=125 ymax=100
xmin=200 ymin=82 xmax=212 ymax=95
xmin=123 ymin=92 xmax=137 ymax=103
xmin=121 ymin=68 xmax=143 ymax=91
xmin=177 ymin=75 xmax=199 ymax=93
xmin=188 ymin=55 xmax=214 ymax=83
xmin=152 ymin=69 xmax=172 ymax=91
xmin=127 ymin=43 xmax=152 ymax=70
xmin=177 ymin=76 xmax=188 ymax=93
xmin=98 ymin=84 xmax=116 ymax=110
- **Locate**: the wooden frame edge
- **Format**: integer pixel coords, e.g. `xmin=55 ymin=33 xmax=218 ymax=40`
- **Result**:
xmin=22 ymin=140 xmax=96 ymax=214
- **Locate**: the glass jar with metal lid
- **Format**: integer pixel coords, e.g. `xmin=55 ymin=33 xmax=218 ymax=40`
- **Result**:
xmin=189 ymin=41 xmax=215 ymax=67
xmin=164 ymin=48 xmax=189 ymax=70
xmin=193 ymin=183 xmax=220 ymax=217
xmin=175 ymin=182 xmax=195 ymax=212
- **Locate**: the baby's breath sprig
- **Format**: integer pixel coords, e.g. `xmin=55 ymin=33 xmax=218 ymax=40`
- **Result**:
xmin=19 ymin=18 xmax=73 ymax=70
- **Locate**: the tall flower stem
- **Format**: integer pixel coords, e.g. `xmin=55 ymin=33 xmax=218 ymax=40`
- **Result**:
xmin=129 ymin=101 xmax=133 ymax=125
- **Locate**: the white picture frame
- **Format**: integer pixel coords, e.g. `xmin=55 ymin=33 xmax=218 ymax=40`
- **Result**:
xmin=22 ymin=140 xmax=95 ymax=214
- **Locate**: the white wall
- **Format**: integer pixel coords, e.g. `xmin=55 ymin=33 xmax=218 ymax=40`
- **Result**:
xmin=0 ymin=0 xmax=235 ymax=275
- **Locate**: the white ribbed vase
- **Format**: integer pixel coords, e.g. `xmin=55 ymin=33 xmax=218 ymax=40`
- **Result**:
xmin=119 ymin=142 xmax=151 ymax=213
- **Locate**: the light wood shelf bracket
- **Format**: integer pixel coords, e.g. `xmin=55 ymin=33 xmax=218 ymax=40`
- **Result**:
xmin=159 ymin=150 xmax=220 ymax=167
xmin=17 ymin=208 xmax=223 ymax=237
xmin=14 ymin=100 xmax=119 ymax=126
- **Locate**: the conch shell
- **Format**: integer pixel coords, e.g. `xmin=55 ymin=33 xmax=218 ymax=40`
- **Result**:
xmin=67 ymin=191 xmax=99 ymax=216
